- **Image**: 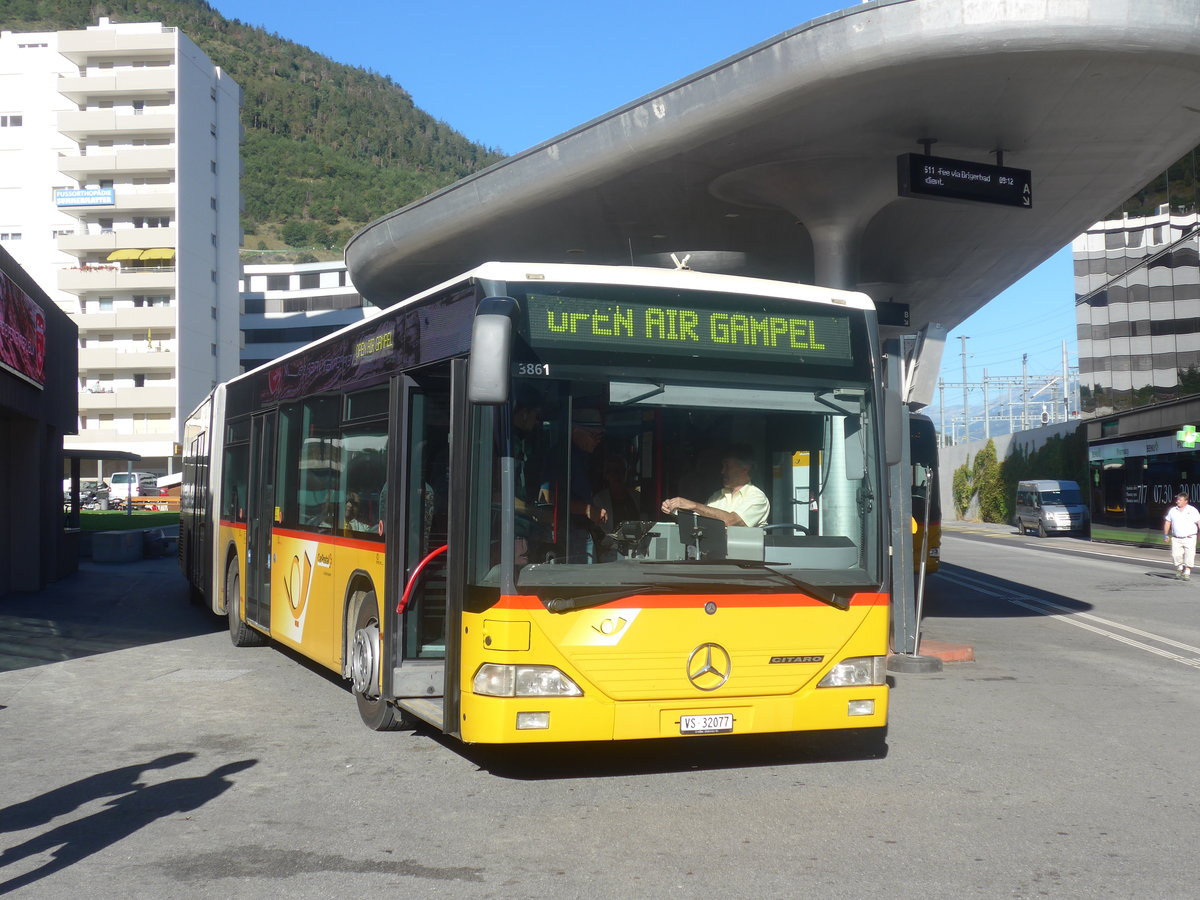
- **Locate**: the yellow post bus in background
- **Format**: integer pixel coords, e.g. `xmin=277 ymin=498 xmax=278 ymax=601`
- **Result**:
xmin=910 ymin=413 xmax=941 ymax=575
xmin=180 ymin=263 xmax=894 ymax=749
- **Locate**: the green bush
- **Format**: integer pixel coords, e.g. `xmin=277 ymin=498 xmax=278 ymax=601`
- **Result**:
xmin=973 ymin=440 xmax=1007 ymax=523
xmin=952 ymin=463 xmax=973 ymax=519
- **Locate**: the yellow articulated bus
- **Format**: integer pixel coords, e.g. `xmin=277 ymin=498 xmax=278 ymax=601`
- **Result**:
xmin=180 ymin=262 xmax=894 ymax=748
xmin=910 ymin=413 xmax=941 ymax=575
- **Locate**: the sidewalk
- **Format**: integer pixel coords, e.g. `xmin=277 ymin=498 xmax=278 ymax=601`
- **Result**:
xmin=941 ymin=518 xmax=1173 ymax=564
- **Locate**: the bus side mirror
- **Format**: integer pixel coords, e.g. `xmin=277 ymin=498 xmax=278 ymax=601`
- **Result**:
xmin=884 ymin=389 xmax=904 ymax=466
xmin=467 ymin=297 xmax=517 ymax=405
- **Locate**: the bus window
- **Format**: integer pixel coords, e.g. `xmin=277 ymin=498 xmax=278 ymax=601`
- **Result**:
xmin=222 ymin=441 xmax=248 ymax=523
xmin=340 ymin=426 xmax=386 ymax=539
xmin=278 ymin=396 xmax=341 ymax=533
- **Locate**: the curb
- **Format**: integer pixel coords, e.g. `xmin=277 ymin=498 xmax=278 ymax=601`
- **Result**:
xmin=916 ymin=639 xmax=975 ymax=662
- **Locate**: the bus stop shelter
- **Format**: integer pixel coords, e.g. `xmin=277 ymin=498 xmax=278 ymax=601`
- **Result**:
xmin=63 ymin=449 xmax=142 ymax=527
xmin=345 ymin=0 xmax=1200 ymax=661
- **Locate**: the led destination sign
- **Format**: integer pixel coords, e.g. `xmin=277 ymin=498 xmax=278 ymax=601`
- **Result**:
xmin=526 ymin=295 xmax=852 ymax=363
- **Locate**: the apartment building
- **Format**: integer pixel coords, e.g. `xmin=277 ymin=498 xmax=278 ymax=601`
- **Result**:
xmin=0 ymin=18 xmax=241 ymax=478
xmin=240 ymin=260 xmax=379 ymax=373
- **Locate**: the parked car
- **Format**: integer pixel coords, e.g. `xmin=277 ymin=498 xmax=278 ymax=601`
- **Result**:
xmin=106 ymin=471 xmax=160 ymax=504
xmin=1015 ymin=479 xmax=1088 ymax=537
xmin=62 ymin=478 xmax=110 ymax=509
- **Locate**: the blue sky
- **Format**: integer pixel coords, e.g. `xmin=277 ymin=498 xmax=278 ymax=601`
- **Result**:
xmin=210 ymin=0 xmax=1079 ymax=397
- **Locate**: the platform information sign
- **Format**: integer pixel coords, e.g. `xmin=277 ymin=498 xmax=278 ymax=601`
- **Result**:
xmin=898 ymin=153 xmax=1032 ymax=208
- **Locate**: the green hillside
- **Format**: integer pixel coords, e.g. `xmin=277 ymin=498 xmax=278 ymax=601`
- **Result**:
xmin=2 ymin=0 xmax=506 ymax=259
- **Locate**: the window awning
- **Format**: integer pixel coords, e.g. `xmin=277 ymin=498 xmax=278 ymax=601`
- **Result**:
xmin=106 ymin=249 xmax=144 ymax=261
xmin=140 ymin=248 xmax=175 ymax=261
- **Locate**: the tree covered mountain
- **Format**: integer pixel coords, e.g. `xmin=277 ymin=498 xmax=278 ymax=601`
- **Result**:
xmin=2 ymin=0 xmax=506 ymax=258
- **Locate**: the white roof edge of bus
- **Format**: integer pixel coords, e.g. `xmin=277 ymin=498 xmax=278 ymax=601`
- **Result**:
xmin=231 ymin=262 xmax=875 ymax=386
xmin=466 ymin=262 xmax=876 ymax=310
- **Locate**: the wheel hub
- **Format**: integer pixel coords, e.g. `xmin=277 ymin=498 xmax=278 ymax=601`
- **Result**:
xmin=350 ymin=623 xmax=380 ymax=696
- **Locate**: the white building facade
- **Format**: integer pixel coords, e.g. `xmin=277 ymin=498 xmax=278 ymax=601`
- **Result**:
xmin=0 ymin=19 xmax=241 ymax=477
xmin=1074 ymin=206 xmax=1200 ymax=418
xmin=240 ymin=260 xmax=379 ymax=372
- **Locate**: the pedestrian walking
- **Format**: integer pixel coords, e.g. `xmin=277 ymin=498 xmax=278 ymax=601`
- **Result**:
xmin=1163 ymin=492 xmax=1200 ymax=580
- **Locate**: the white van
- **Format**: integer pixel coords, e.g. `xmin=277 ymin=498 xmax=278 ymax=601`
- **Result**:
xmin=106 ymin=471 xmax=160 ymax=502
xmin=1015 ymin=479 xmax=1088 ymax=537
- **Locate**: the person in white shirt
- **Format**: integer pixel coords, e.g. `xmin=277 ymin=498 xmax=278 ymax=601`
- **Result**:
xmin=1163 ymin=492 xmax=1200 ymax=580
xmin=660 ymin=444 xmax=770 ymax=528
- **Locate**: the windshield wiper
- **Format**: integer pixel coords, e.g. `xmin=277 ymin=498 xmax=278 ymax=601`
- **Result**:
xmin=730 ymin=561 xmax=851 ymax=610
xmin=541 ymin=584 xmax=662 ymax=613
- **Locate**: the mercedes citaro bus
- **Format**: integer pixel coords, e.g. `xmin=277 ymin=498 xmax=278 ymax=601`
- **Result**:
xmin=181 ymin=263 xmax=896 ymax=748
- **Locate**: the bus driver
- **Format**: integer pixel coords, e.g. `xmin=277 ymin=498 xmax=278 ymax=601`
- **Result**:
xmin=660 ymin=444 xmax=770 ymax=528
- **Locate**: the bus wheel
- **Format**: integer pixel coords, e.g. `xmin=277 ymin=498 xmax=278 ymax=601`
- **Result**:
xmin=349 ymin=591 xmax=405 ymax=731
xmin=227 ymin=560 xmax=266 ymax=648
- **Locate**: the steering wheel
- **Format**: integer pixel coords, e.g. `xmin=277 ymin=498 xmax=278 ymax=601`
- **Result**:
xmin=762 ymin=523 xmax=809 ymax=535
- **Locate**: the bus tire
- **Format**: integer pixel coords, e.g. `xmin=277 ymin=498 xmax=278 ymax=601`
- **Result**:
xmin=1037 ymin=520 xmax=1047 ymax=538
xmin=349 ymin=591 xmax=405 ymax=731
xmin=227 ymin=559 xmax=267 ymax=648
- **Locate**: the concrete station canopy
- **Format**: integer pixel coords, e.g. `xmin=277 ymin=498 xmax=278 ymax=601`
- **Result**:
xmin=346 ymin=0 xmax=1200 ymax=333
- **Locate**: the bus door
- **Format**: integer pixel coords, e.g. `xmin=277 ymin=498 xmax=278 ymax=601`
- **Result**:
xmin=245 ymin=410 xmax=277 ymax=630
xmin=387 ymin=363 xmax=462 ymax=728
xmin=184 ymin=431 xmax=208 ymax=597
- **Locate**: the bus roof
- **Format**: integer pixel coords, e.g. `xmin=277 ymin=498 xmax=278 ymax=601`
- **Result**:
xmin=461 ymin=262 xmax=876 ymax=311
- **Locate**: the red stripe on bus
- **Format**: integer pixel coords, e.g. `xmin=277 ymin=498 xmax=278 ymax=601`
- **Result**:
xmin=219 ymin=520 xmax=247 ymax=531
xmin=270 ymin=526 xmax=385 ymax=551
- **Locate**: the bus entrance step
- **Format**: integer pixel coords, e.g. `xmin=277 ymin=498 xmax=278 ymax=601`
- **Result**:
xmin=396 ymin=697 xmax=444 ymax=730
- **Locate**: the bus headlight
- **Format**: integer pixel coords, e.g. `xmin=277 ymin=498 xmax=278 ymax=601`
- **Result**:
xmin=472 ymin=664 xmax=583 ymax=697
xmin=818 ymin=656 xmax=886 ymax=687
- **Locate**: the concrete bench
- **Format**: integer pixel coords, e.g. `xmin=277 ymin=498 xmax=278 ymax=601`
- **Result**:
xmin=91 ymin=530 xmax=143 ymax=563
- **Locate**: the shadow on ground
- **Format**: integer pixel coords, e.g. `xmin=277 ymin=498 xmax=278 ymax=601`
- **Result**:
xmin=0 ymin=557 xmax=221 ymax=673
xmin=921 ymin=563 xmax=1095 ymax=619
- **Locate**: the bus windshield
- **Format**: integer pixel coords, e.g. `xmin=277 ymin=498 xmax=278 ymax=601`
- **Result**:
xmin=486 ymin=367 xmax=882 ymax=603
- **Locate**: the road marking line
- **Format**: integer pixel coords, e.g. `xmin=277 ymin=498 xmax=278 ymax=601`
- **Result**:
xmin=940 ymin=571 xmax=1200 ymax=669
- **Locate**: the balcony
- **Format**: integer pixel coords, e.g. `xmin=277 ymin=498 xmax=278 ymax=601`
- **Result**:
xmin=75 ymin=306 xmax=176 ymax=332
xmin=57 ymin=227 xmax=177 ymax=256
xmin=55 ymin=192 xmax=175 ymax=223
xmin=59 ymin=266 xmax=175 ymax=295
xmin=57 ymin=68 xmax=175 ymax=104
xmin=57 ymin=147 xmax=175 ymax=178
xmin=78 ymin=384 xmax=177 ymax=412
xmin=56 ymin=28 xmax=177 ymax=66
xmin=57 ymin=109 xmax=176 ymax=141
xmin=79 ymin=347 xmax=177 ymax=372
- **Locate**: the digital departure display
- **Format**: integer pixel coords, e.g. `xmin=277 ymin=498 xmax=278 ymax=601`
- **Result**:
xmin=525 ymin=294 xmax=853 ymax=364
xmin=897 ymin=153 xmax=1032 ymax=209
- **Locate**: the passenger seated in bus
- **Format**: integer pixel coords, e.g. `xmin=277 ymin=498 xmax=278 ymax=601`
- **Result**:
xmin=344 ymin=492 xmax=375 ymax=533
xmin=660 ymin=443 xmax=770 ymax=528
xmin=306 ymin=497 xmax=337 ymax=531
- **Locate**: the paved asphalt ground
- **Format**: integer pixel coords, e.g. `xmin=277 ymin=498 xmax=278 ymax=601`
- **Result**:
xmin=3 ymin=525 xmax=1200 ymax=898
